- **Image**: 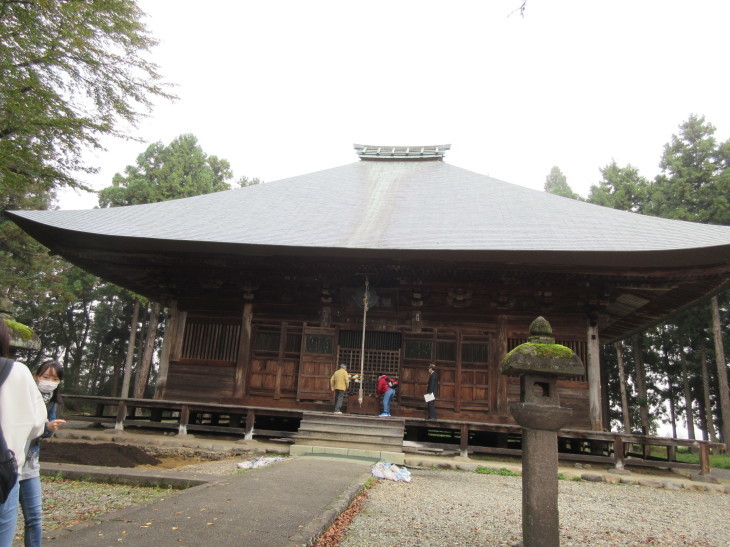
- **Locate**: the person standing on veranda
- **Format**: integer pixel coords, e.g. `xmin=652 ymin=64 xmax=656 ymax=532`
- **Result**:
xmin=426 ymin=363 xmax=439 ymax=420
xmin=0 ymin=320 xmax=47 ymax=547
xmin=330 ymin=363 xmax=350 ymax=414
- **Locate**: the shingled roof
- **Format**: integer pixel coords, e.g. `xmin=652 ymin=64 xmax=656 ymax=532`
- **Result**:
xmin=7 ymin=153 xmax=730 ymax=269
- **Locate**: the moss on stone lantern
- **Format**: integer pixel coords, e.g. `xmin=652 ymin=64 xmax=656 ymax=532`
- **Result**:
xmin=0 ymin=296 xmax=41 ymax=351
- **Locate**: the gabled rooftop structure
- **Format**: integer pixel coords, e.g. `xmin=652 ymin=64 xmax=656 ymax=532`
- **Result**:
xmin=8 ymin=144 xmax=730 ymax=431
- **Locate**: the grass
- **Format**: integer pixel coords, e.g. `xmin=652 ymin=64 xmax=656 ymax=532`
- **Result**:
xmin=674 ymin=450 xmax=730 ymax=470
xmin=475 ymin=466 xmax=521 ymax=477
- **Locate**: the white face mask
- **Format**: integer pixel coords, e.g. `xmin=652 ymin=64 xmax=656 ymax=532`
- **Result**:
xmin=38 ymin=380 xmax=59 ymax=394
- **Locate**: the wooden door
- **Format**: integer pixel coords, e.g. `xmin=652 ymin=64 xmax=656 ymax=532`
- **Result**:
xmin=459 ymin=336 xmax=491 ymax=411
xmin=247 ymin=323 xmax=301 ymax=399
xmin=297 ymin=326 xmax=337 ymax=401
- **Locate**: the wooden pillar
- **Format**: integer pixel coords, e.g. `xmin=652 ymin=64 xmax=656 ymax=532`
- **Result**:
xmin=710 ymin=296 xmax=730 ymax=446
xmin=244 ymin=409 xmax=255 ymax=440
xmin=155 ymin=300 xmax=180 ymax=400
xmin=178 ymin=405 xmax=190 ymax=436
xmin=496 ymin=315 xmax=508 ymax=415
xmin=274 ymin=322 xmax=287 ymax=400
xmin=615 ymin=341 xmax=632 ymax=433
xmin=114 ymin=401 xmax=127 ymax=431
xmin=586 ymin=319 xmax=603 ymax=431
xmin=234 ymin=303 xmax=254 ymax=398
xmin=455 ymin=331 xmax=462 ymax=412
xmin=698 ymin=442 xmax=711 ymax=475
xmin=120 ymin=299 xmax=140 ymax=399
xmin=459 ymin=424 xmax=469 ymax=458
xmin=613 ymin=434 xmax=625 ymax=470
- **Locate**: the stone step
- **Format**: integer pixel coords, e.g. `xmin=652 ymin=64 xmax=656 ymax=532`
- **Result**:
xmin=294 ymin=438 xmax=403 ymax=452
xmin=295 ymin=429 xmax=403 ymax=448
xmin=301 ymin=413 xmax=405 ymax=427
xmin=298 ymin=422 xmax=404 ymax=438
xmin=295 ymin=412 xmax=405 ymax=454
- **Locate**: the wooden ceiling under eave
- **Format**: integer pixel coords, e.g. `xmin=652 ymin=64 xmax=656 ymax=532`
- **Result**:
xmin=52 ymin=242 xmax=730 ymax=344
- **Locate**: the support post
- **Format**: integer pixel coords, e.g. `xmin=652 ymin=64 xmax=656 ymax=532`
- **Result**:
xmin=244 ymin=409 xmax=255 ymax=440
xmin=586 ymin=320 xmax=603 ymax=431
xmin=155 ymin=300 xmax=178 ymax=399
xmin=613 ymin=434 xmax=625 ymax=471
xmin=522 ymin=428 xmax=560 ymax=546
xmin=178 ymin=405 xmax=190 ymax=436
xmin=234 ymin=303 xmax=254 ymax=398
xmin=121 ymin=299 xmax=140 ymax=399
xmin=114 ymin=401 xmax=127 ymax=431
xmin=459 ymin=424 xmax=469 ymax=458
xmin=699 ymin=443 xmax=711 ymax=476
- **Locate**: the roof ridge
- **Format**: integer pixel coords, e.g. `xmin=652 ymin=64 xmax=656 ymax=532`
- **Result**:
xmin=353 ymin=143 xmax=450 ymax=160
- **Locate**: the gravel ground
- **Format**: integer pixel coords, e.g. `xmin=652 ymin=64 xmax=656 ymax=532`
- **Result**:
xmin=341 ymin=468 xmax=730 ymax=546
xmin=16 ymin=457 xmax=730 ymax=546
xmin=14 ymin=457 xmax=245 ymax=542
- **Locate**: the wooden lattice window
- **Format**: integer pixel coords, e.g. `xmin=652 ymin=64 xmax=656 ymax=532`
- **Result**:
xmin=305 ymin=334 xmax=334 ymax=355
xmin=404 ymin=339 xmax=432 ymax=359
xmin=462 ymin=334 xmax=489 ymax=364
xmin=253 ymin=324 xmax=302 ymax=356
xmin=404 ymin=333 xmax=456 ymax=362
xmin=337 ymin=347 xmax=401 ymax=396
xmin=181 ymin=320 xmax=240 ymax=362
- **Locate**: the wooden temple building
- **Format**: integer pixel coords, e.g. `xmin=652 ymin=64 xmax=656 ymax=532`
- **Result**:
xmin=7 ymin=144 xmax=730 ymax=463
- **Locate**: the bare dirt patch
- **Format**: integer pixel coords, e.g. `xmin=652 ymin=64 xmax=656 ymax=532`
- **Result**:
xmin=41 ymin=441 xmax=162 ymax=467
xmin=41 ymin=440 xmax=245 ymax=471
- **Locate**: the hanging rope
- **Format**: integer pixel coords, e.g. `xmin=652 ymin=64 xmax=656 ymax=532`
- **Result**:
xmin=358 ymin=276 xmax=369 ymax=405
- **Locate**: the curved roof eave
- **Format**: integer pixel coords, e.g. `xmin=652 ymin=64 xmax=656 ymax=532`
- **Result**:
xmin=8 ymin=213 xmax=730 ymax=272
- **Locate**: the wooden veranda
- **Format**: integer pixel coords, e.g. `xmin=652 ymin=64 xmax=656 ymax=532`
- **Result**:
xmin=63 ymin=394 xmax=723 ymax=476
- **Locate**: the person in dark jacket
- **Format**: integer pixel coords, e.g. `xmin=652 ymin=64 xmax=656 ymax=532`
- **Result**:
xmin=426 ymin=363 xmax=439 ymax=420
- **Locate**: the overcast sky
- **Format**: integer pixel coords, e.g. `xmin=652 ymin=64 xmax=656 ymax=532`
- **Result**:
xmin=60 ymin=0 xmax=730 ymax=210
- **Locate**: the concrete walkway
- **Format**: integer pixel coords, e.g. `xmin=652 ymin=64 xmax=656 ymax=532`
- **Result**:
xmin=45 ymin=454 xmax=373 ymax=547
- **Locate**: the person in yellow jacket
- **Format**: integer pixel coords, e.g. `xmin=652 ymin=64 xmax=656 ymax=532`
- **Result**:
xmin=330 ymin=363 xmax=350 ymax=414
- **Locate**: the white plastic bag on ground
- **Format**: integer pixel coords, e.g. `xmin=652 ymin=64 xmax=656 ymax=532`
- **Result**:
xmin=371 ymin=461 xmax=411 ymax=482
xmin=237 ymin=456 xmax=285 ymax=469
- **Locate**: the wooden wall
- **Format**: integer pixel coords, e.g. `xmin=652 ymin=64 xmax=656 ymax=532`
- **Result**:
xmin=160 ymin=301 xmax=591 ymax=428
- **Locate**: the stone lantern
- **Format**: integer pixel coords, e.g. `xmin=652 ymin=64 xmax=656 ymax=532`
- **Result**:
xmin=0 ymin=296 xmax=40 ymax=352
xmin=501 ymin=316 xmax=584 ymax=547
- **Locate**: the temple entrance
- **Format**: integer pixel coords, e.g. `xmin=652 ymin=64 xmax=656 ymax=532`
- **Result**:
xmin=336 ymin=330 xmax=401 ymax=395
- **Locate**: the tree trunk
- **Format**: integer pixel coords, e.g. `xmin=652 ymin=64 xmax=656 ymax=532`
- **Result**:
xmin=699 ymin=336 xmax=718 ymax=443
xmin=680 ymin=353 xmax=695 ymax=440
xmin=133 ymin=301 xmax=160 ymax=399
xmin=710 ymin=295 xmax=730 ymax=444
xmin=632 ymin=335 xmax=650 ymax=434
xmin=615 ymin=341 xmax=632 ymax=433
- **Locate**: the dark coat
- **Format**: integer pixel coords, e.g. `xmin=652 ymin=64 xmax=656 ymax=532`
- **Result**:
xmin=427 ymin=370 xmax=439 ymax=395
